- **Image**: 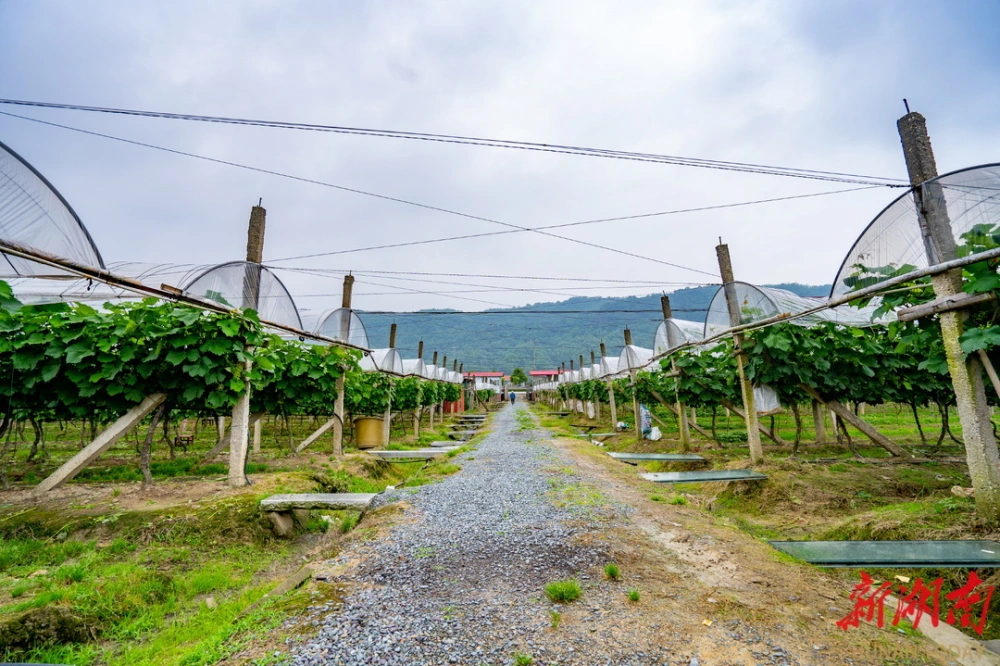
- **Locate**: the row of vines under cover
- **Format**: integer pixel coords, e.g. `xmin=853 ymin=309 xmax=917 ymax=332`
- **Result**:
xmin=0 ymin=281 xmax=465 ymax=486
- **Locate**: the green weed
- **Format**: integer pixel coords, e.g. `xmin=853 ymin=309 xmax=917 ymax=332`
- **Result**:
xmin=549 ymin=610 xmax=561 ymax=629
xmin=604 ymin=563 xmax=620 ymax=580
xmin=669 ymin=495 xmax=688 ymax=506
xmin=544 ymin=579 xmax=581 ymax=603
xmin=513 ymin=652 xmax=534 ymax=665
xmin=628 ymin=588 xmax=641 ymax=602
xmin=340 ymin=513 xmax=360 ymax=533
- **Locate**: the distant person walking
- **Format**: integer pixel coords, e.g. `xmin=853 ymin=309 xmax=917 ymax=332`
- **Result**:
xmin=510 ymin=391 xmax=516 ymax=405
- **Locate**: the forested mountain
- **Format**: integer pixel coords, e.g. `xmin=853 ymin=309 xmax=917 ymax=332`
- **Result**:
xmin=360 ymin=283 xmax=830 ymax=373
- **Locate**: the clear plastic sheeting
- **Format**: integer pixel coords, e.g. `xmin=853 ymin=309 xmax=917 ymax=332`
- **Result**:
xmin=754 ymin=384 xmax=782 ymax=415
xmin=617 ymin=345 xmax=655 ymax=375
xmin=401 ymin=358 xmax=427 ymax=378
xmin=832 ymin=163 xmax=1000 ymax=299
xmin=360 ymin=348 xmax=403 ymax=375
xmin=7 ymin=261 xmax=205 ymax=304
xmin=0 ymin=140 xmax=105 ymax=277
xmin=182 ymin=261 xmax=302 ymax=329
xmin=653 ymin=318 xmax=705 ymax=355
xmin=703 ymin=282 xmax=886 ymax=339
xmin=314 ymin=307 xmax=369 ymax=349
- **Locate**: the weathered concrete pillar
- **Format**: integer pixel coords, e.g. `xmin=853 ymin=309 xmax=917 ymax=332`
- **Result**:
xmin=601 ymin=342 xmax=617 ymax=426
xmin=230 ymin=204 xmax=267 ymax=488
xmin=252 ymin=413 xmax=263 ymax=453
xmin=898 ymin=111 xmax=1000 ymax=522
xmin=812 ymin=399 xmax=827 ymax=444
xmin=625 ymin=329 xmax=642 ymax=443
xmin=333 ymin=275 xmax=354 ymax=457
xmin=383 ymin=323 xmax=397 ymax=446
xmin=35 ymin=394 xmax=167 ymax=494
xmin=717 ymin=242 xmax=763 ymax=464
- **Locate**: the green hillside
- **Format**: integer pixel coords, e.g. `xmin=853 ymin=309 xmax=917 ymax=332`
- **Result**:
xmin=360 ymin=283 xmax=830 ymax=373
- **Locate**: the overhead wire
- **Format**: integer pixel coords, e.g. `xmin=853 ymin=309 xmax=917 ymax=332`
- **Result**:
xmin=0 ymin=110 xmax=715 ymax=277
xmin=270 ymin=266 xmax=715 ymax=285
xmin=0 ymin=98 xmax=907 ymax=186
xmin=264 ymin=186 xmax=880 ymax=265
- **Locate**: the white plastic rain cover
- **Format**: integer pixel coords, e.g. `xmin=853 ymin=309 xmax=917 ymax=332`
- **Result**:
xmin=599 ymin=356 xmax=619 ymax=379
xmin=315 ymin=307 xmax=370 ymax=349
xmin=653 ymin=318 xmax=705 ymax=355
xmin=617 ymin=345 xmax=655 ymax=374
xmin=0 ymin=141 xmax=105 ymax=277
xmin=360 ymin=348 xmax=404 ymax=374
xmin=401 ymin=358 xmax=427 ymax=377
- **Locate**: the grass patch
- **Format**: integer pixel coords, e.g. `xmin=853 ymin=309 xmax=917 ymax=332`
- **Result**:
xmin=339 ymin=512 xmax=360 ymax=534
xmin=604 ymin=563 xmax=620 ymax=581
xmin=544 ymin=579 xmax=582 ymax=603
xmin=628 ymin=588 xmax=641 ymax=602
xmin=669 ymin=494 xmax=688 ymax=506
xmin=549 ymin=610 xmax=561 ymax=629
xmin=513 ymin=652 xmax=534 ymax=665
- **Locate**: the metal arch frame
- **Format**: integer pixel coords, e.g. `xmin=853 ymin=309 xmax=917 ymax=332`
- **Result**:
xmin=702 ymin=280 xmax=779 ymax=339
xmin=828 ymin=161 xmax=1000 ymax=300
xmin=180 ymin=259 xmax=304 ymax=330
xmin=0 ymin=138 xmax=106 ymax=271
xmin=314 ymin=306 xmax=370 ymax=349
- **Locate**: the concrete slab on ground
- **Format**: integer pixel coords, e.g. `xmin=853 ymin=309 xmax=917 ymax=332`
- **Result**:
xmin=640 ymin=470 xmax=767 ymax=484
xmin=609 ymin=452 xmax=706 ymax=462
xmin=368 ymin=448 xmax=460 ymax=460
xmin=260 ymin=493 xmax=377 ymax=511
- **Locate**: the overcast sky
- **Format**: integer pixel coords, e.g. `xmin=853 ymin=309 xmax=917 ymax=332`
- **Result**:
xmin=2 ymin=0 xmax=999 ymax=321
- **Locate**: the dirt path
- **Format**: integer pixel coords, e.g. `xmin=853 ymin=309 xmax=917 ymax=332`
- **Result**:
xmin=285 ymin=405 xmax=982 ymax=665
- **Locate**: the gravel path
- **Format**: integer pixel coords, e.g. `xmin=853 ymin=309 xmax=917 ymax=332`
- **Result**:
xmin=289 ymin=402 xmax=668 ymax=666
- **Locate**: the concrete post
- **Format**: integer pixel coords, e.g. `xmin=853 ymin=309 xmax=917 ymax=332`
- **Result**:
xmin=383 ymin=323 xmax=397 ymax=445
xmin=812 ymin=399 xmax=827 ymax=444
xmin=430 ymin=352 xmax=439 ymax=427
xmin=625 ymin=329 xmax=641 ymax=443
xmin=252 ymin=413 xmax=263 ymax=453
xmin=717 ymin=242 xmax=763 ymax=464
xmin=414 ymin=340 xmax=424 ymax=435
xmin=601 ymin=342 xmax=618 ymax=426
xmin=229 ymin=204 xmax=268 ymax=487
xmin=662 ymin=295 xmax=689 ymax=447
xmin=35 ymin=394 xmax=167 ymax=493
xmin=898 ymin=111 xmax=1000 ymax=521
xmin=333 ymin=275 xmax=354 ymax=457
xmin=591 ymin=350 xmax=601 ymax=420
